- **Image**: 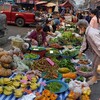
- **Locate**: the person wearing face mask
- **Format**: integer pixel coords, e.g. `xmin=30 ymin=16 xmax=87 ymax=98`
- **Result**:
xmin=89 ymin=9 xmax=100 ymax=30
xmin=77 ymin=19 xmax=100 ymax=85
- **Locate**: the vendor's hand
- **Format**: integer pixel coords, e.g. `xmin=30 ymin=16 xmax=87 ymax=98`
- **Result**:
xmin=31 ymin=39 xmax=35 ymax=42
xmin=78 ymin=52 xmax=82 ymax=58
xmin=51 ymin=33 xmax=57 ymax=37
xmin=43 ymin=42 xmax=48 ymax=47
xmin=32 ymin=39 xmax=38 ymax=45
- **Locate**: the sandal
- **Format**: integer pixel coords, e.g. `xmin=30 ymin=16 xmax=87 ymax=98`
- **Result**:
xmin=87 ymin=77 xmax=97 ymax=85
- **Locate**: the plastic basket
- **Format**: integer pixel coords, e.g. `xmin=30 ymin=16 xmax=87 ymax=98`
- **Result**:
xmin=30 ymin=47 xmax=46 ymax=58
xmin=11 ymin=39 xmax=24 ymax=50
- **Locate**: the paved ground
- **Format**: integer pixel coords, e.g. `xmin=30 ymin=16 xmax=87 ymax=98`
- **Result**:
xmin=0 ymin=25 xmax=100 ymax=100
xmin=0 ymin=25 xmax=33 ymax=49
xmin=85 ymin=50 xmax=100 ymax=100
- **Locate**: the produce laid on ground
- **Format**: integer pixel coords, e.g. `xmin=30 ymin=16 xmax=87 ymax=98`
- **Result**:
xmin=57 ymin=59 xmax=76 ymax=72
xmin=49 ymin=31 xmax=83 ymax=46
xmin=76 ymin=66 xmax=93 ymax=77
xmin=44 ymin=80 xmax=69 ymax=93
xmin=31 ymin=57 xmax=59 ymax=80
xmin=0 ymin=50 xmax=14 ymax=76
xmin=24 ymin=53 xmax=40 ymax=60
xmin=30 ymin=46 xmax=46 ymax=51
xmin=49 ymin=43 xmax=64 ymax=49
xmin=0 ymin=22 xmax=93 ymax=100
xmin=78 ymin=59 xmax=91 ymax=65
xmin=0 ymin=73 xmax=40 ymax=98
xmin=61 ymin=49 xmax=79 ymax=58
xmin=45 ymin=49 xmax=61 ymax=58
xmin=35 ymin=89 xmax=58 ymax=100
xmin=45 ymin=81 xmax=62 ymax=93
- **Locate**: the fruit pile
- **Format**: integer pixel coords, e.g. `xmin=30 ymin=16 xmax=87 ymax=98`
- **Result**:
xmin=35 ymin=89 xmax=58 ymax=100
xmin=0 ymin=73 xmax=40 ymax=98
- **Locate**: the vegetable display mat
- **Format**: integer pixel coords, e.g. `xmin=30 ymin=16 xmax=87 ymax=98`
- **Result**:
xmin=0 ymin=73 xmax=69 ymax=100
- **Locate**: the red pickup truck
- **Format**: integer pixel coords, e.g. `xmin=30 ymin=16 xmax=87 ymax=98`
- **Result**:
xmin=0 ymin=3 xmax=35 ymax=27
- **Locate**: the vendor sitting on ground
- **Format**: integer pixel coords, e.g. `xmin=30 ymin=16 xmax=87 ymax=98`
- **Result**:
xmin=27 ymin=25 xmax=47 ymax=46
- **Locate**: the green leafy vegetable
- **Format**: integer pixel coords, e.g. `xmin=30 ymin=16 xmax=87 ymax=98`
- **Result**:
xmin=77 ymin=76 xmax=84 ymax=82
xmin=24 ymin=53 xmax=39 ymax=59
xmin=65 ymin=78 xmax=71 ymax=83
xmin=80 ymin=66 xmax=92 ymax=72
xmin=58 ymin=59 xmax=76 ymax=72
xmin=45 ymin=82 xmax=62 ymax=93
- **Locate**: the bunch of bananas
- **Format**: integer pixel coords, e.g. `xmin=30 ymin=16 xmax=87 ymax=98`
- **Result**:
xmin=14 ymin=89 xmax=23 ymax=98
xmin=30 ymin=77 xmax=40 ymax=91
xmin=0 ymin=73 xmax=40 ymax=98
xmin=3 ymin=86 xmax=15 ymax=95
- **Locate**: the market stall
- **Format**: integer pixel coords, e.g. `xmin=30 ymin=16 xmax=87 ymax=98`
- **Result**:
xmin=0 ymin=23 xmax=92 ymax=100
xmin=44 ymin=2 xmax=56 ymax=13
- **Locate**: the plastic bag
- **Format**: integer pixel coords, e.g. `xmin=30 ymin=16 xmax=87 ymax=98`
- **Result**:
xmin=18 ymin=93 xmax=36 ymax=100
xmin=13 ymin=55 xmax=29 ymax=72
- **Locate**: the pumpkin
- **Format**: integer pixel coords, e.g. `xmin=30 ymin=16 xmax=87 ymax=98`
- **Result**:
xmin=42 ymin=89 xmax=51 ymax=97
xmin=62 ymin=72 xmax=77 ymax=79
xmin=50 ymin=93 xmax=58 ymax=100
xmin=0 ymin=55 xmax=12 ymax=63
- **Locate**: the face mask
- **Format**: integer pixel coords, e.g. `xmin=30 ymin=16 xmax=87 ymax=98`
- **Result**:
xmin=79 ymin=28 xmax=85 ymax=35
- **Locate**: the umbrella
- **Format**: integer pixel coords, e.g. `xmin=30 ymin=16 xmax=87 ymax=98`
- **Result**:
xmin=45 ymin=2 xmax=56 ymax=7
xmin=36 ymin=1 xmax=47 ymax=5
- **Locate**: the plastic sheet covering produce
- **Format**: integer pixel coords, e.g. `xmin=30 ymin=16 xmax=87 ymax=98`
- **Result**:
xmin=0 ymin=14 xmax=7 ymax=30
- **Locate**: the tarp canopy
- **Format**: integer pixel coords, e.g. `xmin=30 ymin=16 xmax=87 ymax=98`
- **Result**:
xmin=44 ymin=2 xmax=56 ymax=7
xmin=54 ymin=1 xmax=59 ymax=12
xmin=35 ymin=1 xmax=47 ymax=5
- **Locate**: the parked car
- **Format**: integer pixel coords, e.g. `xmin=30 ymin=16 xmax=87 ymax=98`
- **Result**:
xmin=0 ymin=3 xmax=35 ymax=27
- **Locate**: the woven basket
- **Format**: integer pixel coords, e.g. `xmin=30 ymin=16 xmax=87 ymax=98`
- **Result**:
xmin=11 ymin=39 xmax=24 ymax=50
